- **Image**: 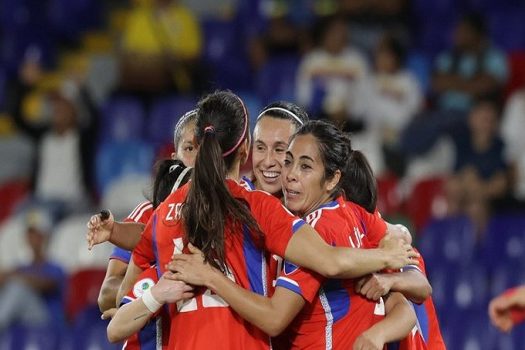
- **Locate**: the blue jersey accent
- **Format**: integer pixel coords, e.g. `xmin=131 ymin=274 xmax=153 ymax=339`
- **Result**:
xmin=413 ymin=302 xmax=429 ymax=341
xmin=242 ymin=225 xmax=266 ymax=295
xmin=284 ymin=260 xmax=299 ymax=275
xmin=137 ymin=320 xmax=158 ymax=350
xmin=276 ymin=277 xmax=303 ymax=296
xmin=292 ymin=219 xmax=306 ymax=233
xmin=323 ymin=279 xmax=351 ymax=323
xmin=317 ymin=200 xmax=338 ymax=209
xmin=151 ymin=214 xmax=162 ymax=280
xmin=241 ymin=176 xmax=256 ymax=190
xmin=110 ymin=246 xmax=132 ymax=263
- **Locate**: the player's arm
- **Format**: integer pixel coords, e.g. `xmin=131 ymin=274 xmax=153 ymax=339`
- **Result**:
xmin=107 ymin=272 xmax=193 ymax=343
xmin=169 ymin=244 xmax=305 ymax=336
xmin=117 ymin=258 xmax=144 ymax=306
xmin=353 ymin=292 xmax=416 ymax=350
xmin=86 ymin=211 xmax=144 ymax=251
xmin=285 ymin=226 xmax=418 ymax=279
xmin=356 ymin=268 xmax=432 ymax=305
xmin=98 ymin=259 xmax=128 ymax=312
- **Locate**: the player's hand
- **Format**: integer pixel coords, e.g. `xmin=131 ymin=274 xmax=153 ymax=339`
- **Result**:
xmin=151 ymin=272 xmax=194 ymax=304
xmin=489 ymin=294 xmax=518 ymax=333
xmin=101 ymin=308 xmax=117 ymax=320
xmin=380 ymin=234 xmax=419 ymax=270
xmin=86 ymin=210 xmax=114 ymax=250
xmin=355 ymin=273 xmax=393 ymax=301
xmin=353 ymin=329 xmax=384 ymax=350
xmin=167 ymin=244 xmax=217 ymax=287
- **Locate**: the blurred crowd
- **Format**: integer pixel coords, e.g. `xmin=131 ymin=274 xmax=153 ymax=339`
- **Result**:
xmin=1 ymin=0 xmax=525 ymax=348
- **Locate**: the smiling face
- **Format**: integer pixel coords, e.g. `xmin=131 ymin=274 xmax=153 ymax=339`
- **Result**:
xmin=282 ymin=133 xmax=340 ymax=217
xmin=173 ymin=120 xmax=197 ymax=167
xmin=252 ymin=116 xmax=297 ymax=195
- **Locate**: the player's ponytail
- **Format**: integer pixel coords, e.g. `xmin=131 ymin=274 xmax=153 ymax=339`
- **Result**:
xmin=343 ymin=150 xmax=377 ymax=213
xmin=182 ymin=91 xmax=261 ymax=272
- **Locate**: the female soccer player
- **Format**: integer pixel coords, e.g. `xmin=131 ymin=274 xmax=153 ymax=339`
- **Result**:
xmin=249 ymin=101 xmax=309 ymax=194
xmin=90 ymin=91 xmax=417 ymax=348
xmin=170 ymin=120 xmax=416 ymax=349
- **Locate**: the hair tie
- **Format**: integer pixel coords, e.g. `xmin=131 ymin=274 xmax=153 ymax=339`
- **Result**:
xmin=222 ymin=95 xmax=248 ymax=157
xmin=204 ymin=125 xmax=216 ymax=134
xmin=256 ymin=107 xmax=304 ymax=126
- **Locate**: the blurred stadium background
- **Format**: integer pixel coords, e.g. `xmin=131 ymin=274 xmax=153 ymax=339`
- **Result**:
xmin=1 ymin=0 xmax=525 ymax=349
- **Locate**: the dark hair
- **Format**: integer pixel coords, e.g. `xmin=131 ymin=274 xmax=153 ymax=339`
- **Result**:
xmin=182 ymin=91 xmax=262 ymax=272
xmin=256 ymin=101 xmax=309 ymax=129
xmin=378 ymin=35 xmax=406 ymax=67
xmin=293 ymin=120 xmax=377 ymax=212
xmin=173 ymin=109 xmax=198 ymax=150
xmin=460 ymin=13 xmax=487 ymax=37
xmin=152 ymin=159 xmax=192 ymax=208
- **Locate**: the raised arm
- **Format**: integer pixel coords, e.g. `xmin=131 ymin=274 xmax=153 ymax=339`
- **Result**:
xmin=284 ymin=225 xmax=419 ymax=279
xmin=86 ymin=211 xmax=144 ymax=251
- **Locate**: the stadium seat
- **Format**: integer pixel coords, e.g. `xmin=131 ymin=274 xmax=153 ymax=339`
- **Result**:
xmin=406 ymin=51 xmax=431 ymax=94
xmin=418 ymin=216 xmax=477 ymax=270
xmin=49 ymin=214 xmax=113 ymax=272
xmin=64 ymin=269 xmax=106 ymax=321
xmin=95 ymin=140 xmax=154 ymax=194
xmin=100 ymin=98 xmax=146 ymax=143
xmin=48 ymin=0 xmax=102 ymax=41
xmin=202 ymin=19 xmax=252 ymax=90
xmin=414 ymin=16 xmax=456 ymax=58
xmin=147 ymin=95 xmax=197 ymax=146
xmin=2 ymin=324 xmax=62 ymax=350
xmin=488 ymin=8 xmax=525 ymax=51
xmin=0 ymin=215 xmax=32 ymax=270
xmin=0 ymin=134 xmax=35 ymax=184
xmin=376 ymin=174 xmax=402 ymax=217
xmin=504 ymin=51 xmax=525 ymax=99
xmin=0 ymin=179 xmax=30 ymax=224
xmin=101 ymin=173 xmax=152 ymax=219
xmin=481 ymin=214 xmax=525 ymax=271
xmin=68 ymin=306 xmax=120 ymax=350
xmin=405 ymin=177 xmax=446 ymax=232
xmin=256 ymin=55 xmax=300 ymax=104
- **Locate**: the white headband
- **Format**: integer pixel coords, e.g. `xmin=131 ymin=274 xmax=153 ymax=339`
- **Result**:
xmin=171 ymin=166 xmax=192 ymax=193
xmin=256 ymin=107 xmax=304 ymax=126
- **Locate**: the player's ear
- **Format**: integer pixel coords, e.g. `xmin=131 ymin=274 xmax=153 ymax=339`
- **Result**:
xmin=238 ymin=138 xmax=250 ymax=166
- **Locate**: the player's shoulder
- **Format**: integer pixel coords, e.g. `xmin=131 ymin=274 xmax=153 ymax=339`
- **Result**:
xmin=305 ymin=200 xmax=344 ymax=229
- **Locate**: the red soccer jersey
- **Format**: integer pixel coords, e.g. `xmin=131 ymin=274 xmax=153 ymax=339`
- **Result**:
xmin=387 ymin=251 xmax=445 ymax=350
xmin=110 ymin=201 xmax=154 ymax=264
xmin=132 ymin=179 xmax=305 ymax=350
xmin=120 ymin=266 xmax=170 ymax=350
xmin=275 ymin=197 xmax=388 ymax=349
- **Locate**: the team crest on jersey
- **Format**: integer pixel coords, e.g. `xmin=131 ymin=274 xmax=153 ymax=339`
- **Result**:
xmin=133 ymin=278 xmax=155 ymax=298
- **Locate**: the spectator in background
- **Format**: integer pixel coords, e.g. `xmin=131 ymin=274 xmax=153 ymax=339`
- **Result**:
xmin=296 ymin=15 xmax=368 ymax=130
xmin=119 ymin=0 xmax=204 ymax=96
xmin=445 ymin=98 xmax=509 ymax=236
xmin=432 ymin=13 xmax=508 ymax=113
xmin=0 ymin=209 xmax=65 ymax=331
xmin=338 ymin=0 xmax=410 ymax=56
xmin=501 ymin=89 xmax=525 ymax=203
xmin=8 ymin=74 xmax=98 ymax=220
xmin=363 ymin=35 xmax=422 ymax=176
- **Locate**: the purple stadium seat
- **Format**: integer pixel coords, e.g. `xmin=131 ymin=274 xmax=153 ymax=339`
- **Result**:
xmin=147 ymin=95 xmax=197 ymax=146
xmin=202 ymin=19 xmax=252 ymax=90
xmin=3 ymin=324 xmax=62 ymax=350
xmin=100 ymin=98 xmax=146 ymax=143
xmin=48 ymin=0 xmax=102 ymax=41
xmin=95 ymin=141 xmax=154 ymax=194
xmin=488 ymin=8 xmax=525 ymax=51
xmin=256 ymin=55 xmax=300 ymax=104
xmin=481 ymin=214 xmax=525 ymax=271
xmin=70 ymin=306 xmax=120 ymax=350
